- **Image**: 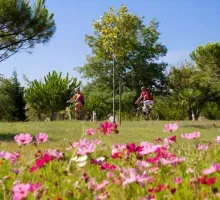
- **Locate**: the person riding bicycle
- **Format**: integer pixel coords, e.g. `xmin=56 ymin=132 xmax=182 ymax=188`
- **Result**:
xmin=67 ymin=87 xmax=85 ymax=120
xmin=135 ymin=87 xmax=154 ymax=110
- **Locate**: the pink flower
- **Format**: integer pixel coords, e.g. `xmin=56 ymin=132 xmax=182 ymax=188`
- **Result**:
xmin=28 ymin=182 xmax=41 ymax=192
xmin=164 ymin=135 xmax=176 ymax=145
xmin=202 ymin=166 xmax=216 ymax=175
xmin=87 ymin=178 xmax=109 ymax=191
xmin=85 ymin=128 xmax=96 ymax=135
xmin=100 ymin=163 xmax=118 ymax=171
xmin=138 ymin=142 xmax=161 ymax=156
xmin=14 ymin=133 xmax=33 ymax=145
xmin=140 ymin=196 xmax=155 ymax=200
xmin=12 ymin=183 xmax=30 ymax=200
xmin=120 ymin=168 xmax=153 ymax=187
xmin=76 ymin=139 xmax=97 ymax=155
xmin=202 ymin=163 xmax=220 ymax=175
xmin=30 ymin=154 xmax=52 ymax=173
xmin=136 ymin=160 xmax=150 ymax=169
xmin=95 ymin=180 xmax=109 ymax=191
xmin=11 ymin=168 xmax=21 ymax=175
xmin=196 ymin=144 xmax=208 ymax=151
xmin=94 ymin=194 xmax=108 ymax=200
xmin=146 ymin=156 xmax=159 ymax=163
xmin=0 ymin=151 xmax=20 ymax=164
xmin=174 ymin=177 xmax=182 ymax=184
xmin=68 ymin=139 xmax=101 ymax=155
xmin=155 ymin=137 xmax=163 ymax=143
xmin=215 ymin=136 xmax=220 ymax=143
xmin=99 ymin=121 xmax=118 ymax=135
xmin=106 ymin=171 xmax=114 ymax=179
xmin=35 ymin=133 xmax=48 ymax=143
xmin=181 ymin=132 xmax=200 ymax=140
xmin=163 ymin=123 xmax=178 ymax=132
xmin=111 ymin=143 xmax=127 ymax=158
xmin=161 ymin=157 xmax=185 ymax=166
xmin=12 ymin=182 xmax=41 ymax=200
xmin=213 ymin=163 xmax=220 ymax=171
xmin=198 ymin=175 xmax=216 ymax=185
xmin=126 ymin=143 xmax=143 ymax=153
xmin=45 ymin=149 xmax=64 ymax=159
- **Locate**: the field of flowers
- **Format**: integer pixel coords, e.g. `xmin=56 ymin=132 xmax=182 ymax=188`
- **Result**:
xmin=0 ymin=121 xmax=220 ymax=200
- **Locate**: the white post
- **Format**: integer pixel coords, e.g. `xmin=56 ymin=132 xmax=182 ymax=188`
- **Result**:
xmin=92 ymin=111 xmax=96 ymax=122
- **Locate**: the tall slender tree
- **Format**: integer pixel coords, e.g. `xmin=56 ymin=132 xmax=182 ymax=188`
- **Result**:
xmin=79 ymin=5 xmax=167 ymax=122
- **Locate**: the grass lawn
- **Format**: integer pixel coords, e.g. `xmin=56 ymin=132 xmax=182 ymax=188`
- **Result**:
xmin=0 ymin=120 xmax=218 ymax=153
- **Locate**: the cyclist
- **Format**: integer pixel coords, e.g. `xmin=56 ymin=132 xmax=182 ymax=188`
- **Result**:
xmin=67 ymin=87 xmax=85 ymax=120
xmin=135 ymin=87 xmax=154 ymax=112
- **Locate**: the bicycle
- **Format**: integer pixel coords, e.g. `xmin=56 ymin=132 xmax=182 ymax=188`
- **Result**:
xmin=130 ymin=101 xmax=159 ymax=121
xmin=66 ymin=101 xmax=92 ymax=121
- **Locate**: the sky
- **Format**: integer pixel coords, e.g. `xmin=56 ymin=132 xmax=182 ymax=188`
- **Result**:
xmin=1 ymin=0 xmax=220 ymax=85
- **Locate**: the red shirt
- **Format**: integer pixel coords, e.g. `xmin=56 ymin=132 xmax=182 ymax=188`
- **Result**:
xmin=142 ymin=91 xmax=153 ymax=100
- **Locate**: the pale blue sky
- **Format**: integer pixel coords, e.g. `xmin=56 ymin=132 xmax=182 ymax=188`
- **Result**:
xmin=1 ymin=0 xmax=219 ymax=85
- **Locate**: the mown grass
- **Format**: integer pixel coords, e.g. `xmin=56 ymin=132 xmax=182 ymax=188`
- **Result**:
xmin=0 ymin=120 xmax=219 ymax=153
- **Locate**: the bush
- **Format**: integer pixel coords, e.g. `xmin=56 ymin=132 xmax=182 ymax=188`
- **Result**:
xmin=201 ymin=102 xmax=220 ymax=120
xmin=154 ymin=96 xmax=187 ymax=120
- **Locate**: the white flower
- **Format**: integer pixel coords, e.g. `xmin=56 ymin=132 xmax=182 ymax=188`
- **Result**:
xmin=77 ymin=155 xmax=88 ymax=162
xmin=96 ymin=157 xmax=105 ymax=162
xmin=71 ymin=155 xmax=88 ymax=167
xmin=71 ymin=156 xmax=78 ymax=162
xmin=77 ymin=161 xmax=87 ymax=167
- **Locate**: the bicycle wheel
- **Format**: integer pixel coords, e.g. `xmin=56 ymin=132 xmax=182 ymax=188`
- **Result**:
xmin=78 ymin=110 xmax=92 ymax=121
xmin=130 ymin=106 xmax=143 ymax=121
xmin=145 ymin=108 xmax=159 ymax=121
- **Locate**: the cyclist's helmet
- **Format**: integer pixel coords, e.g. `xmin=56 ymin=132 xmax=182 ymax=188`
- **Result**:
xmin=75 ymin=87 xmax=80 ymax=92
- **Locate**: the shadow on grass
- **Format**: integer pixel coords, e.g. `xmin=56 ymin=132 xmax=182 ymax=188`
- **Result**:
xmin=182 ymin=124 xmax=212 ymax=129
xmin=0 ymin=133 xmax=18 ymax=141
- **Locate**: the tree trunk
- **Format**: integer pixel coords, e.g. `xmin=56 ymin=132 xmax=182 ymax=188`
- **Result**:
xmin=187 ymin=108 xmax=193 ymax=120
xmin=50 ymin=109 xmax=56 ymax=121
xmin=112 ymin=57 xmax=116 ymax=123
xmin=119 ymin=73 xmax=122 ymax=124
xmin=193 ymin=108 xmax=200 ymax=121
xmin=37 ymin=112 xmax=41 ymax=121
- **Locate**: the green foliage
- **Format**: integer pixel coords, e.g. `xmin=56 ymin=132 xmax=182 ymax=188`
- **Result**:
xmin=82 ymin=82 xmax=112 ymax=120
xmin=78 ymin=5 xmax=167 ymax=120
xmin=168 ymin=63 xmax=207 ymax=120
xmin=191 ymin=42 xmax=220 ymax=99
xmin=0 ymin=70 xmax=26 ymax=121
xmin=82 ymin=81 xmax=136 ymax=120
xmin=0 ymin=0 xmax=56 ymax=62
xmin=154 ymin=96 xmax=187 ymax=120
xmin=80 ymin=5 xmax=167 ymax=92
xmin=25 ymin=71 xmax=81 ymax=121
xmin=201 ymin=102 xmax=220 ymax=120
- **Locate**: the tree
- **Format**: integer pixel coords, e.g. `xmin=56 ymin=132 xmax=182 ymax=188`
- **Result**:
xmin=25 ymin=71 xmax=81 ymax=121
xmin=0 ymin=0 xmax=55 ymax=62
xmin=168 ymin=63 xmax=207 ymax=120
xmin=0 ymin=70 xmax=26 ymax=121
xmin=191 ymin=42 xmax=220 ymax=100
xmin=78 ymin=5 xmax=167 ymax=122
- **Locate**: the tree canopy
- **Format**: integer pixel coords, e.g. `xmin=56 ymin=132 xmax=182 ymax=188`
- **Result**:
xmin=25 ymin=71 xmax=81 ymax=121
xmin=0 ymin=0 xmax=56 ymax=62
xmin=79 ymin=5 xmax=167 ymax=93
